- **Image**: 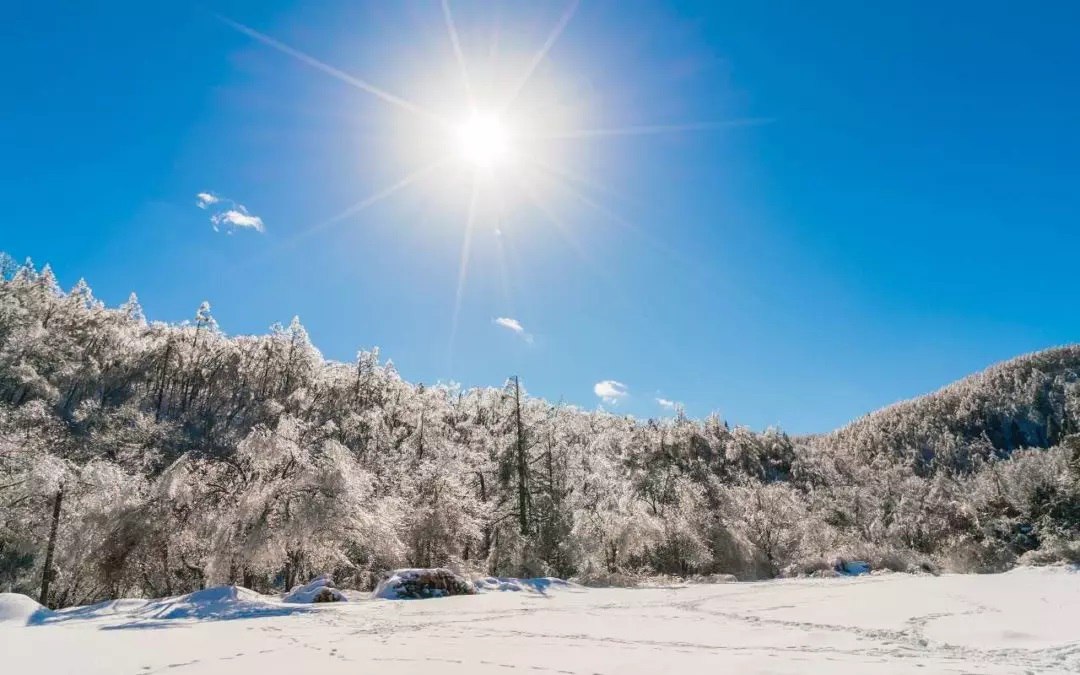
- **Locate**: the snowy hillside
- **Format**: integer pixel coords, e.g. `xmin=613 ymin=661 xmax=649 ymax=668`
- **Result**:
xmin=2 ymin=568 xmax=1078 ymax=674
xmin=3 ymin=265 xmax=1079 ymax=610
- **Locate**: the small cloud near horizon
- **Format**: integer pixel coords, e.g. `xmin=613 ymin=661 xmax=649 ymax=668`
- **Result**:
xmin=652 ymin=395 xmax=678 ymax=410
xmin=493 ymin=317 xmax=533 ymax=344
xmin=594 ymin=380 xmax=628 ymax=405
xmin=197 ymin=192 xmax=265 ymax=234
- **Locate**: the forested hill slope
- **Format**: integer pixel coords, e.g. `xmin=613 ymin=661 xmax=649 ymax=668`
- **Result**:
xmin=820 ymin=346 xmax=1080 ymax=470
xmin=1 ymin=255 xmax=1077 ymax=609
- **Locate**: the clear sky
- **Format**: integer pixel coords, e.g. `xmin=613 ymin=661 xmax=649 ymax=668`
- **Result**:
xmin=3 ymin=1 xmax=1078 ymax=433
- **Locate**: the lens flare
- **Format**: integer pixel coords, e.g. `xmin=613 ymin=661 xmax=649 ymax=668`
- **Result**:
xmin=456 ymin=112 xmax=511 ymax=168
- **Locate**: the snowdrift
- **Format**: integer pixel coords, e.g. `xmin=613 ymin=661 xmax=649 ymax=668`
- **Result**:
xmin=0 ymin=593 xmax=53 ymax=625
xmin=32 ymin=586 xmax=309 ymax=625
xmin=132 ymin=586 xmax=296 ymax=621
xmin=473 ymin=576 xmax=581 ymax=594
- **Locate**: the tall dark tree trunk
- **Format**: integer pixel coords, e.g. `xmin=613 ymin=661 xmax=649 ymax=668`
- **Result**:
xmin=154 ymin=342 xmax=172 ymax=422
xmin=161 ymin=543 xmax=172 ymax=596
xmin=417 ymin=410 xmax=425 ymax=460
xmin=478 ymin=471 xmax=491 ymax=559
xmin=39 ymin=484 xmax=64 ymax=607
xmin=513 ymin=376 xmax=529 ymax=535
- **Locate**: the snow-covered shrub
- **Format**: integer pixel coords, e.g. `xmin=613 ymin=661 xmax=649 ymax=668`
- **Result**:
xmin=686 ymin=573 xmax=737 ymax=584
xmin=941 ymin=536 xmax=1017 ymax=574
xmin=720 ymin=481 xmax=805 ymax=577
xmin=788 ymin=544 xmax=934 ymax=577
xmin=569 ymin=569 xmax=650 ymax=588
xmin=373 ymin=568 xmax=476 ymax=600
xmin=283 ymin=575 xmax=347 ymax=603
xmin=203 ymin=418 xmax=400 ymax=592
xmin=1019 ymin=535 xmax=1080 ymax=567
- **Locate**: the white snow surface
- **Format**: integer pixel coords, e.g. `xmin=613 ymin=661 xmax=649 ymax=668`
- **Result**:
xmin=2 ymin=567 xmax=1078 ymax=673
xmin=0 ymin=592 xmax=52 ymax=624
xmin=473 ymin=576 xmax=582 ymax=593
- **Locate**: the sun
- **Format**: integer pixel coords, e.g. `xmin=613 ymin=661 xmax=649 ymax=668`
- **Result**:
xmin=456 ymin=112 xmax=511 ymax=169
xmin=220 ymin=2 xmax=740 ymax=352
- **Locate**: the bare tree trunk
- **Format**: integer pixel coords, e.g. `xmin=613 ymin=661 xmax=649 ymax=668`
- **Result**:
xmin=417 ymin=410 xmax=425 ymax=460
xmin=161 ymin=543 xmax=173 ymax=596
xmin=155 ymin=342 xmax=172 ymax=422
xmin=514 ymin=376 xmax=529 ymax=535
xmin=478 ymin=471 xmax=491 ymax=559
xmin=39 ymin=484 xmax=64 ymax=607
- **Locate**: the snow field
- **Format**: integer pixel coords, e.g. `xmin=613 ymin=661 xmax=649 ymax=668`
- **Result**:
xmin=1 ymin=567 xmax=1077 ymax=674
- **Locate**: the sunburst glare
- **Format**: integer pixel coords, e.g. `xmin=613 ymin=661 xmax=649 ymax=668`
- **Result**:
xmin=220 ymin=1 xmax=748 ymax=353
xmin=456 ymin=112 xmax=512 ymax=169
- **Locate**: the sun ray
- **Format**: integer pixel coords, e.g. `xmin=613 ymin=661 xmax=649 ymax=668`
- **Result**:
xmin=493 ymin=224 xmax=513 ymax=311
xmin=530 ymin=155 xmax=766 ymax=312
xmin=488 ymin=190 xmax=514 ymax=311
xmin=246 ymin=159 xmax=449 ymax=271
xmin=448 ymin=178 xmax=483 ymax=363
xmin=499 ymin=0 xmax=580 ymax=114
xmin=515 ymin=171 xmax=591 ymax=268
xmin=441 ymin=0 xmax=475 ymax=109
xmin=216 ymin=14 xmax=449 ymax=128
xmin=517 ymin=166 xmax=634 ymax=309
xmin=528 ymin=158 xmax=713 ymax=282
xmin=527 ymin=155 xmax=623 ymax=203
xmin=487 ymin=2 xmax=502 ymax=78
xmin=541 ymin=118 xmax=774 ymax=141
xmin=311 ymin=159 xmax=449 ymax=235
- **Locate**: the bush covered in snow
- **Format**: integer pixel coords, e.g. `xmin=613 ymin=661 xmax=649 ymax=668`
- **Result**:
xmin=283 ymin=575 xmax=348 ymax=603
xmin=373 ymin=568 xmax=476 ymax=600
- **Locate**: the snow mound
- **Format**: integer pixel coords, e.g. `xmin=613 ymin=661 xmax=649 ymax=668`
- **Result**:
xmin=373 ymin=568 xmax=476 ymax=600
xmin=0 ymin=593 xmax=53 ymax=625
xmin=34 ymin=598 xmax=159 ymax=625
xmin=474 ymin=576 xmax=580 ymax=594
xmin=132 ymin=585 xmax=299 ymax=621
xmin=283 ymin=575 xmax=348 ymax=604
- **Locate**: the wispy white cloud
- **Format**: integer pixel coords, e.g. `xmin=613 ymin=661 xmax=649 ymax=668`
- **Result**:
xmin=211 ymin=208 xmax=265 ymax=233
xmin=197 ymin=193 xmax=265 ymax=234
xmin=594 ymin=380 xmax=628 ymax=405
xmin=493 ymin=317 xmax=533 ymax=344
xmin=656 ymin=397 xmax=681 ymax=411
xmin=196 ymin=192 xmax=220 ymax=209
xmin=494 ymin=317 xmax=524 ymax=333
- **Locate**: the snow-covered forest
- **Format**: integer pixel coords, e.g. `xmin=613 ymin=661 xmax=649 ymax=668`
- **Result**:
xmin=1 ymin=255 xmax=1078 ymax=609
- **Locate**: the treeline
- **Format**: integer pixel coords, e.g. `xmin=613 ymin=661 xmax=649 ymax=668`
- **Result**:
xmin=0 ymin=255 xmax=1078 ymax=608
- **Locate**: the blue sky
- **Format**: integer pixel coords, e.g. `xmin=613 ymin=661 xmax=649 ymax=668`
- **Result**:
xmin=3 ymin=1 xmax=1078 ymax=433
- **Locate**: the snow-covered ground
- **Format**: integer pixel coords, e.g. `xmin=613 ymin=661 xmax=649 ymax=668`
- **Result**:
xmin=2 ymin=567 xmax=1078 ymax=674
